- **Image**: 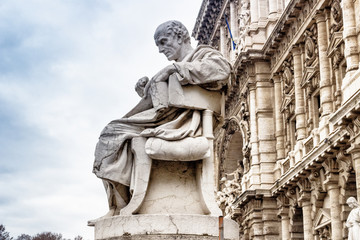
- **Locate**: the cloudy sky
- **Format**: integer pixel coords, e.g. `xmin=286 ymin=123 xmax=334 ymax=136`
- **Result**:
xmin=0 ymin=0 xmax=202 ymax=239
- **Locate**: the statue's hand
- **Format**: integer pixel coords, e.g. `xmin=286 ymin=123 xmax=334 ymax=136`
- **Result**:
xmin=151 ymin=64 xmax=177 ymax=83
xmin=135 ymin=76 xmax=149 ymax=97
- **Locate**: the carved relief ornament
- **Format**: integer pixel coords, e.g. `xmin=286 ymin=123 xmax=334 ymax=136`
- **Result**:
xmin=282 ymin=60 xmax=294 ymax=94
xmin=304 ymin=29 xmax=318 ymax=67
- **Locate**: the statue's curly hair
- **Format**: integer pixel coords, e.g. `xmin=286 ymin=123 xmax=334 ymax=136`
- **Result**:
xmin=154 ymin=20 xmax=191 ymax=43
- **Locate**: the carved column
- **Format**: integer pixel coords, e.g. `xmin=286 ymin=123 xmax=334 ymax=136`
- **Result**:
xmin=292 ymin=46 xmax=306 ymax=140
xmin=277 ymin=0 xmax=284 ymax=12
xmin=269 ymin=0 xmax=277 ymax=17
xmin=255 ymin=62 xmax=276 ymax=188
xmin=257 ymin=0 xmax=269 ymax=21
xmin=277 ymin=194 xmax=290 ymax=240
xmin=230 ymin=0 xmax=239 ymax=40
xmin=250 ymin=0 xmax=259 ymax=24
xmin=220 ymin=23 xmax=227 ymax=58
xmin=323 ymin=158 xmax=342 ymax=240
xmin=315 ymin=12 xmax=333 ymax=117
xmin=354 ymin=0 xmax=360 ymax=57
xmin=297 ymin=179 xmax=314 ymax=240
xmin=341 ymin=0 xmax=359 ymax=72
xmin=273 ymin=74 xmax=285 ymax=178
xmin=249 ymin=82 xmax=260 ymax=188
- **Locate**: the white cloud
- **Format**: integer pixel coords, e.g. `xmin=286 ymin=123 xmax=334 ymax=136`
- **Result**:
xmin=0 ymin=0 xmax=202 ymax=239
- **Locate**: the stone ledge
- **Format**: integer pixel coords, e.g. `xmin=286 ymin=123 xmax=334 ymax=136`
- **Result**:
xmin=93 ymin=214 xmax=239 ymax=240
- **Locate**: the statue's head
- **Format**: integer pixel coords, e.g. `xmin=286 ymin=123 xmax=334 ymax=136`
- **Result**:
xmin=347 ymin=197 xmax=359 ymax=208
xmin=154 ymin=20 xmax=191 ymax=61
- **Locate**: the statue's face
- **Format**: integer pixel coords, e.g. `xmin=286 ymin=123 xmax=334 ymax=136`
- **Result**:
xmin=155 ymin=31 xmax=182 ymax=61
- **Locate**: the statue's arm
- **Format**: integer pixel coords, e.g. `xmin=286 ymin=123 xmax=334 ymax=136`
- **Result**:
xmin=173 ymin=51 xmax=231 ymax=87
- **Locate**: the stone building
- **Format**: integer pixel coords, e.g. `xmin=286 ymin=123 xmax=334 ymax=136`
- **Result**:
xmin=192 ymin=0 xmax=360 ymax=239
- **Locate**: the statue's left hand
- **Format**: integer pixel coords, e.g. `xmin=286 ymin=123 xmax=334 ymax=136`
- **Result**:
xmin=151 ymin=64 xmax=177 ymax=83
xmin=143 ymin=64 xmax=177 ymax=97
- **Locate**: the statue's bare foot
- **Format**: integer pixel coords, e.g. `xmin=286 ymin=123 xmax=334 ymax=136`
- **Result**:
xmin=87 ymin=208 xmax=116 ymax=226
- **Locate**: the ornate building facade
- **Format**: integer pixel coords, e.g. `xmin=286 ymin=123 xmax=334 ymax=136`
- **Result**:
xmin=193 ymin=0 xmax=360 ymax=239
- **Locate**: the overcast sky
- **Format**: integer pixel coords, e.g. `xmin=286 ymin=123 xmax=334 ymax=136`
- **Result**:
xmin=0 ymin=1 xmax=203 ymax=239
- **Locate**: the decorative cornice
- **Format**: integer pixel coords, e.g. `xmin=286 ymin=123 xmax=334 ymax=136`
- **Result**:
xmin=234 ymin=189 xmax=272 ymax=207
xmin=192 ymin=0 xmax=226 ymax=45
xmin=271 ymin=127 xmax=348 ymax=195
xmin=329 ymin=88 xmax=360 ymax=126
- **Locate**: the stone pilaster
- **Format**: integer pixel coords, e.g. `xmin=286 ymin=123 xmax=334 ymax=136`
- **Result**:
xmin=277 ymin=194 xmax=290 ymax=240
xmin=341 ymin=0 xmax=359 ymax=71
xmin=220 ymin=23 xmax=228 ymax=59
xmin=315 ymin=12 xmax=333 ymax=117
xmin=254 ymin=62 xmax=276 ymax=188
xmin=297 ymin=178 xmax=313 ymax=240
xmin=353 ymin=0 xmax=360 ymax=59
xmin=276 ymin=0 xmax=284 ymax=13
xmin=322 ymin=158 xmax=342 ymax=240
xmin=250 ymin=0 xmax=259 ymax=24
xmin=229 ymin=0 xmax=239 ymax=40
xmin=268 ymin=0 xmax=277 ymax=17
xmin=273 ymin=74 xmax=285 ymax=179
xmin=292 ymin=46 xmax=306 ymax=140
xmin=258 ymin=0 xmax=269 ymax=21
xmin=314 ymin=12 xmax=333 ymax=141
xmin=249 ymin=82 xmax=260 ymax=188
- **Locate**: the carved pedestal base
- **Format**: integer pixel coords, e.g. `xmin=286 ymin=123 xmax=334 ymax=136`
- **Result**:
xmin=93 ymin=215 xmax=239 ymax=240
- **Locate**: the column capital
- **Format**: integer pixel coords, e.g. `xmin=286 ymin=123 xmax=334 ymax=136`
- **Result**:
xmin=297 ymin=178 xmax=312 ymax=204
xmin=322 ymin=158 xmax=339 ymax=174
xmin=248 ymin=82 xmax=257 ymax=91
xmin=277 ymin=206 xmax=289 ymax=217
xmin=298 ymin=192 xmax=312 ymax=206
xmin=290 ymin=45 xmax=302 ymax=56
xmin=272 ymin=73 xmax=281 ymax=83
xmin=314 ymin=10 xmax=326 ymax=23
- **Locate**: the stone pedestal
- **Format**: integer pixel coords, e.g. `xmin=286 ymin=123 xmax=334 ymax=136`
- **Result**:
xmin=94 ymin=215 xmax=239 ymax=240
xmin=92 ymin=159 xmax=239 ymax=240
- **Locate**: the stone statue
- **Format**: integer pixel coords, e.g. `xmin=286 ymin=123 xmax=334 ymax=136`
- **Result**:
xmin=89 ymin=20 xmax=231 ymax=225
xmin=346 ymin=197 xmax=360 ymax=240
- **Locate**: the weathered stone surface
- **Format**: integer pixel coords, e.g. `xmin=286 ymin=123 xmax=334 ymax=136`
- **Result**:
xmin=94 ymin=215 xmax=239 ymax=240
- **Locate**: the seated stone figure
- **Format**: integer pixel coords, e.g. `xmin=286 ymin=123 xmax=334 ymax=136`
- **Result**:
xmin=90 ymin=20 xmax=231 ymax=224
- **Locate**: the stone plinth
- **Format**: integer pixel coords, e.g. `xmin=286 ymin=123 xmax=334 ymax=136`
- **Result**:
xmin=94 ymin=215 xmax=239 ymax=240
